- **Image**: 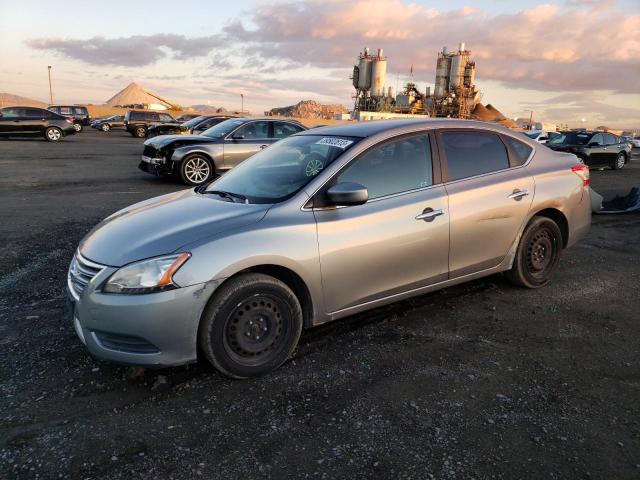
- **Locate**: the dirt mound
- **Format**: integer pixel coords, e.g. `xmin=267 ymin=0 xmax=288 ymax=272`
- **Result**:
xmin=0 ymin=92 xmax=46 ymax=107
xmin=471 ymin=103 xmax=517 ymax=129
xmin=269 ymin=100 xmax=348 ymax=120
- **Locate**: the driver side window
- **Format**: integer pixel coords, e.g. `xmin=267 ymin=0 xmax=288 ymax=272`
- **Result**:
xmin=337 ymin=134 xmax=433 ymax=199
xmin=590 ymin=134 xmax=604 ymax=146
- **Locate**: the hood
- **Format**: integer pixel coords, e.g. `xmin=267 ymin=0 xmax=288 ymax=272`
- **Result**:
xmin=144 ymin=134 xmax=216 ymax=149
xmin=79 ymin=189 xmax=270 ymax=266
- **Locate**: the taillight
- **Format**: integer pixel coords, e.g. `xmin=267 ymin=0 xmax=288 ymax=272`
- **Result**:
xmin=571 ymin=164 xmax=589 ymax=187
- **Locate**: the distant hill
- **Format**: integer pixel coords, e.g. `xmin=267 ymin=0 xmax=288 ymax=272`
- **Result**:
xmin=188 ymin=105 xmax=233 ymax=114
xmin=268 ymin=100 xmax=348 ymax=120
xmin=0 ymin=93 xmax=46 ymax=107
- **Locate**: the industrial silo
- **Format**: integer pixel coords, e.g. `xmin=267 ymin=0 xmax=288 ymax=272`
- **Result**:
xmin=370 ymin=48 xmax=387 ymax=97
xmin=434 ymin=53 xmax=451 ymax=98
xmin=357 ymin=48 xmax=373 ymax=90
xmin=449 ymin=54 xmax=465 ymax=89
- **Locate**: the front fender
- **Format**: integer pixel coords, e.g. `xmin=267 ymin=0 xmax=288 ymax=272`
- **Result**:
xmin=172 ymin=145 xmax=224 ymax=171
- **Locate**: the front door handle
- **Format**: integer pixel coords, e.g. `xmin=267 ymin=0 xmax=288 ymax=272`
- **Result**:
xmin=507 ymin=189 xmax=529 ymax=201
xmin=415 ymin=208 xmax=444 ymax=222
xmin=259 ymin=144 xmax=268 ymax=149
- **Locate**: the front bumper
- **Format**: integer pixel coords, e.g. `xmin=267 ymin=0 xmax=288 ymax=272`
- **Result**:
xmin=139 ymin=155 xmax=173 ymax=176
xmin=68 ymin=268 xmax=218 ymax=368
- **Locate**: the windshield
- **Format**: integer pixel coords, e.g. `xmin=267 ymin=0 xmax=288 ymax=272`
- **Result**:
xmin=524 ymin=131 xmax=540 ymax=139
xmin=201 ymin=118 xmax=246 ymax=138
xmin=204 ymin=135 xmax=360 ymax=203
xmin=181 ymin=115 xmax=207 ymax=128
xmin=548 ymin=132 xmax=591 ymax=145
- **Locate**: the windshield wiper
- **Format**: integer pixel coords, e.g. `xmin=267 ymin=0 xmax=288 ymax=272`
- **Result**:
xmin=204 ymin=190 xmax=249 ymax=204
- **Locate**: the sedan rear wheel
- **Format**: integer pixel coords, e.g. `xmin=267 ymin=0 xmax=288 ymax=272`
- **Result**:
xmin=44 ymin=127 xmax=63 ymax=142
xmin=198 ymin=273 xmax=303 ymax=378
xmin=179 ymin=154 xmax=213 ymax=185
xmin=613 ymin=153 xmax=626 ymax=170
xmin=506 ymin=216 xmax=562 ymax=288
xmin=100 ymin=123 xmax=110 ymax=132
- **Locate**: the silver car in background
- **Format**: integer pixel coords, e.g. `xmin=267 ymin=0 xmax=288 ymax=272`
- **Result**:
xmin=68 ymin=119 xmax=591 ymax=378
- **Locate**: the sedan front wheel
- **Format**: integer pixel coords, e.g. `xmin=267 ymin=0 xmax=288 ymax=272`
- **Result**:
xmin=198 ymin=273 xmax=303 ymax=378
xmin=179 ymin=154 xmax=213 ymax=186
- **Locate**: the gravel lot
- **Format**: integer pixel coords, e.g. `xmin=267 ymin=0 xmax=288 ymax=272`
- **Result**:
xmin=1 ymin=130 xmax=639 ymax=479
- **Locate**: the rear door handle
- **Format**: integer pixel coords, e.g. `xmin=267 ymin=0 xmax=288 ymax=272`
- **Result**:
xmin=507 ymin=189 xmax=529 ymax=201
xmin=415 ymin=208 xmax=444 ymax=222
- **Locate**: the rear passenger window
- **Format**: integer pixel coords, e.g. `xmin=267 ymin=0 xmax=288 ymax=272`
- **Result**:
xmin=442 ymin=132 xmax=509 ymax=181
xmin=502 ymin=135 xmax=533 ymax=166
xmin=273 ymin=122 xmax=301 ymax=139
xmin=338 ymin=135 xmax=433 ymax=199
xmin=25 ymin=108 xmax=44 ymax=118
xmin=604 ymin=133 xmax=617 ymax=145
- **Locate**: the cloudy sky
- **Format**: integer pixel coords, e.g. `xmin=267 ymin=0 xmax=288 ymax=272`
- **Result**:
xmin=1 ymin=0 xmax=639 ymax=128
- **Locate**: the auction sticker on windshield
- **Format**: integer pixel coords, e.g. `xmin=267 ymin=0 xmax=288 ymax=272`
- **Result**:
xmin=316 ymin=138 xmax=353 ymax=149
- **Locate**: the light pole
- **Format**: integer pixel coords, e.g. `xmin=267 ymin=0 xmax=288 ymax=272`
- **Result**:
xmin=240 ymin=93 xmax=244 ymax=114
xmin=47 ymin=66 xmax=53 ymax=104
xmin=528 ymin=110 xmax=534 ymax=130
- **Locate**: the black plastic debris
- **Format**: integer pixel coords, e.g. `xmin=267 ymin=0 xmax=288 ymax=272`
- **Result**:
xmin=591 ymin=187 xmax=640 ymax=214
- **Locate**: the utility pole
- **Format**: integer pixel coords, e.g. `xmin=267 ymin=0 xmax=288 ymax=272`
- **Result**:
xmin=528 ymin=110 xmax=534 ymax=130
xmin=47 ymin=66 xmax=53 ymax=104
xmin=240 ymin=93 xmax=244 ymax=114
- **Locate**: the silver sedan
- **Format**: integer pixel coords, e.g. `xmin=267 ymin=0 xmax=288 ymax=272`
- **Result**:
xmin=68 ymin=119 xmax=591 ymax=378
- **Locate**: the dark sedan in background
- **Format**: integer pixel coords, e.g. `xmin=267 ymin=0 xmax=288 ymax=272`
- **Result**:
xmin=546 ymin=131 xmax=632 ymax=170
xmin=146 ymin=115 xmax=235 ymax=138
xmin=91 ymin=115 xmax=125 ymax=132
xmin=139 ymin=118 xmax=307 ymax=185
xmin=0 ymin=106 xmax=76 ymax=141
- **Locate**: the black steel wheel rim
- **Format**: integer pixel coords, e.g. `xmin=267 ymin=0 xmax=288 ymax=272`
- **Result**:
xmin=223 ymin=294 xmax=288 ymax=366
xmin=526 ymin=227 xmax=556 ymax=279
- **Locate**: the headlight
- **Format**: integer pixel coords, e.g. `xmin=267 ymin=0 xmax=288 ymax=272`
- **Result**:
xmin=102 ymin=253 xmax=191 ymax=294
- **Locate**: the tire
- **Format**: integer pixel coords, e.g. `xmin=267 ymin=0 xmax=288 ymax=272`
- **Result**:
xmin=179 ymin=154 xmax=214 ymax=186
xmin=44 ymin=127 xmax=63 ymax=142
xmin=505 ymin=216 xmax=562 ymax=288
xmin=133 ymin=126 xmax=147 ymax=138
xmin=100 ymin=123 xmax=111 ymax=132
xmin=73 ymin=123 xmax=83 ymax=133
xmin=198 ymin=273 xmax=303 ymax=378
xmin=612 ymin=153 xmax=626 ymax=170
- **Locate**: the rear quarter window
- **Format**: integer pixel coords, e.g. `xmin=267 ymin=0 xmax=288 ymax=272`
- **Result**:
xmin=502 ymin=135 xmax=533 ymax=166
xmin=441 ymin=131 xmax=510 ymax=181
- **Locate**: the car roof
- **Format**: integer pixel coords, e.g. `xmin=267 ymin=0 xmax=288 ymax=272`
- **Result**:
xmin=294 ymin=118 xmax=522 ymax=138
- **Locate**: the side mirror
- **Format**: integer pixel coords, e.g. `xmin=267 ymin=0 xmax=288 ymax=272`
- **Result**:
xmin=588 ymin=142 xmax=599 ymax=147
xmin=326 ymin=182 xmax=368 ymax=206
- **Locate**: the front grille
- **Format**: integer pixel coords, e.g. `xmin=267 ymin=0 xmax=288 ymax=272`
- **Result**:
xmin=94 ymin=331 xmax=160 ymax=354
xmin=68 ymin=253 xmax=104 ymax=300
xmin=143 ymin=145 xmax=161 ymax=158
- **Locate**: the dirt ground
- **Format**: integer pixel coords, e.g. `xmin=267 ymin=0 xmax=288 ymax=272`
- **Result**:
xmin=1 ymin=130 xmax=639 ymax=479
